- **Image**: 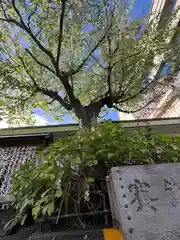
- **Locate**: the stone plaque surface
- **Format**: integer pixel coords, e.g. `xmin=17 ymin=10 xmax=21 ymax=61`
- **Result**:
xmin=106 ymin=164 xmax=180 ymax=240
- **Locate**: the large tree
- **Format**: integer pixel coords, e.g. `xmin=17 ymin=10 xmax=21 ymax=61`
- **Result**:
xmin=0 ymin=0 xmax=180 ymax=128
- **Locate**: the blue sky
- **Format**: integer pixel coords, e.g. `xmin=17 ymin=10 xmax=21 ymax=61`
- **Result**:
xmin=33 ymin=0 xmax=152 ymax=125
xmin=131 ymin=0 xmax=152 ymax=20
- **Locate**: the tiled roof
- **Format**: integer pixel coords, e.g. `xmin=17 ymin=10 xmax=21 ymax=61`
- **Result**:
xmin=0 ymin=145 xmax=39 ymax=199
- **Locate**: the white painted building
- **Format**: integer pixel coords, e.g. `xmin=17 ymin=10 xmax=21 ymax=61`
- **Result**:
xmin=120 ymin=0 xmax=180 ymax=120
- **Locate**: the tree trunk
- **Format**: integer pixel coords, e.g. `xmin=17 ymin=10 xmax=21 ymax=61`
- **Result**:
xmin=80 ymin=108 xmax=98 ymax=129
xmin=74 ymin=103 xmax=102 ymax=130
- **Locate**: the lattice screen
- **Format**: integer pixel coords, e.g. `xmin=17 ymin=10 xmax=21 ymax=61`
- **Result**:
xmin=0 ymin=145 xmax=39 ymax=196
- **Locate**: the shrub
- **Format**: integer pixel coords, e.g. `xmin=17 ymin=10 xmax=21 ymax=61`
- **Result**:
xmin=9 ymin=122 xmax=180 ymax=225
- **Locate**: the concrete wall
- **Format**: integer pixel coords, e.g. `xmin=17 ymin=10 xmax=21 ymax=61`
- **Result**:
xmin=1 ymin=118 xmax=180 ymax=139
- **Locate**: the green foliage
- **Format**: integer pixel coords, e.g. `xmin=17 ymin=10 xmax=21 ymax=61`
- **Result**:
xmin=128 ymin=129 xmax=180 ymax=164
xmin=0 ymin=1 xmax=180 ymax=125
xmin=11 ymin=160 xmax=63 ymax=220
xmin=10 ymin=122 xmax=180 ymax=226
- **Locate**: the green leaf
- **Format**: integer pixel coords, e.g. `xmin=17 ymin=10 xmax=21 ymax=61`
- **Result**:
xmin=10 ymin=122 xmax=180 ymax=224
xmin=87 ymin=160 xmax=98 ymax=166
xmin=42 ymin=206 xmax=48 ymax=215
xmin=8 ymin=9 xmax=15 ymax=15
xmin=47 ymin=202 xmax=54 ymax=216
xmin=55 ymin=189 xmax=62 ymax=198
xmin=53 ymin=116 xmax=63 ymax=121
xmin=41 ymin=188 xmax=51 ymax=198
xmin=32 ymin=206 xmax=40 ymax=219
xmin=19 ymin=199 xmax=33 ymax=215
xmin=4 ymin=218 xmax=18 ymax=231
xmin=19 ymin=214 xmax=27 ymax=226
xmin=108 ymin=153 xmax=114 ymax=159
xmin=86 ymin=178 xmax=95 ymax=183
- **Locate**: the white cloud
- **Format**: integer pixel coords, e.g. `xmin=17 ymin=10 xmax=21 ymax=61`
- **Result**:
xmin=0 ymin=114 xmax=49 ymax=128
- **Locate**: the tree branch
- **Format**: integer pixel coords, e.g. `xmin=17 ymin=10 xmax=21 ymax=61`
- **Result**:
xmin=47 ymin=99 xmax=56 ymax=104
xmin=11 ymin=0 xmax=24 ymax=24
xmin=27 ymin=2 xmax=38 ymax=29
xmin=113 ymin=42 xmax=120 ymax=55
xmin=91 ymin=52 xmax=108 ymax=70
xmin=0 ymin=16 xmax=23 ymax=29
xmin=117 ymin=61 xmax=125 ymax=95
xmin=107 ymin=35 xmax=113 ymax=98
xmin=23 ymin=90 xmax=37 ymax=102
xmin=0 ymin=1 xmax=8 ymax=20
xmin=5 ymin=90 xmax=37 ymax=103
xmin=72 ymin=38 xmax=106 ymax=75
xmin=83 ymin=38 xmax=107 ymax=70
xmin=107 ymin=66 xmax=112 ymax=98
xmin=72 ymin=25 xmax=112 ymax=75
xmin=18 ymin=56 xmax=37 ymax=87
xmin=40 ymin=88 xmax=72 ymax=110
xmin=60 ymin=75 xmax=80 ymax=105
xmin=17 ymin=56 xmax=72 ymax=110
xmin=27 ymin=11 xmax=36 ymax=29
xmin=124 ymin=51 xmax=142 ymax=61
xmin=119 ymin=74 xmax=169 ymax=104
xmin=112 ymin=98 xmax=158 ymax=114
xmin=93 ymin=70 xmax=174 ymax=114
xmin=25 ymin=49 xmax=79 ymax=108
xmin=56 ymin=0 xmax=66 ymax=70
xmin=35 ymin=28 xmax=43 ymax=38
xmin=25 ymin=48 xmax=56 ymax=75
xmin=112 ymin=82 xmax=166 ymax=114
xmin=7 ymin=0 xmax=57 ymax=69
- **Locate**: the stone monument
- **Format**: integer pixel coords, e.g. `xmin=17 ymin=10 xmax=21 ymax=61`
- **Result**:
xmin=106 ymin=164 xmax=180 ymax=240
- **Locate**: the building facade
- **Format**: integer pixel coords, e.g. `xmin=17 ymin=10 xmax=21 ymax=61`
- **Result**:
xmin=120 ymin=0 xmax=180 ymax=120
